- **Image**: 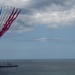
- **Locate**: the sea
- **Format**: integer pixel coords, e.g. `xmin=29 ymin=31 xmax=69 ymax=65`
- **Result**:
xmin=0 ymin=59 xmax=75 ymax=75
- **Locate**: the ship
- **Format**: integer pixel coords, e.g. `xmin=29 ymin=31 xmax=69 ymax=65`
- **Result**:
xmin=0 ymin=62 xmax=18 ymax=68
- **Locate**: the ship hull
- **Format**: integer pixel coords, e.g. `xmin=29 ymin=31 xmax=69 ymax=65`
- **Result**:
xmin=0 ymin=65 xmax=18 ymax=68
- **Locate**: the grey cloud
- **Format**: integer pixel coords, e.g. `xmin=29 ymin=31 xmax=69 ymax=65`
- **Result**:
xmin=20 ymin=0 xmax=75 ymax=26
xmin=0 ymin=0 xmax=75 ymax=32
xmin=20 ymin=2 xmax=66 ymax=18
xmin=21 ymin=8 xmax=33 ymax=14
xmin=28 ymin=0 xmax=66 ymax=8
xmin=16 ymin=19 xmax=33 ymax=28
xmin=22 ymin=0 xmax=75 ymax=14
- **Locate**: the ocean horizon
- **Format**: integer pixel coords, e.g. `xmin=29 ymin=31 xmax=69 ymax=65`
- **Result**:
xmin=0 ymin=59 xmax=75 ymax=75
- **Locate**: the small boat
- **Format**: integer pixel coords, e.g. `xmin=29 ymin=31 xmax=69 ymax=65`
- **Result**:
xmin=0 ymin=62 xmax=18 ymax=68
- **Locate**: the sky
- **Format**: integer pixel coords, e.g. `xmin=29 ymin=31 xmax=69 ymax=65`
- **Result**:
xmin=0 ymin=0 xmax=75 ymax=59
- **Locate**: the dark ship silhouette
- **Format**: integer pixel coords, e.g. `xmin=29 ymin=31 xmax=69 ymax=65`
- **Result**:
xmin=0 ymin=62 xmax=18 ymax=68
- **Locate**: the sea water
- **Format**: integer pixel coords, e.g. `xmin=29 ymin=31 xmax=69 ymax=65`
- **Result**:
xmin=0 ymin=59 xmax=75 ymax=75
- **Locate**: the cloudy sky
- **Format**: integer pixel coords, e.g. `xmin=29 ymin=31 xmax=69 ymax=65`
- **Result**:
xmin=0 ymin=0 xmax=75 ymax=59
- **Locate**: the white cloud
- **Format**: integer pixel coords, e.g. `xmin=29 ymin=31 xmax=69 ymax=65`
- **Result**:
xmin=12 ymin=8 xmax=75 ymax=32
xmin=0 ymin=0 xmax=75 ymax=32
xmin=9 ymin=14 xmax=35 ymax=33
xmin=35 ymin=37 xmax=48 ymax=42
xmin=0 ymin=0 xmax=29 ymax=8
xmin=10 ymin=5 xmax=75 ymax=32
xmin=32 ymin=5 xmax=75 ymax=29
xmin=35 ymin=37 xmax=73 ymax=43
